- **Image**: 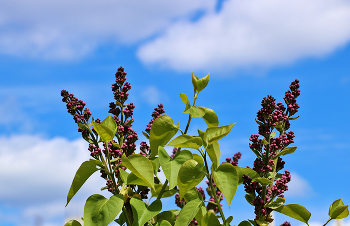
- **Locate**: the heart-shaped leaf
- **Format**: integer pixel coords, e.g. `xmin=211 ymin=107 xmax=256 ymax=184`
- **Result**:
xmin=203 ymin=123 xmax=236 ymax=145
xmin=275 ymin=204 xmax=311 ymax=225
xmin=175 ymin=199 xmax=203 ymax=226
xmin=121 ymin=154 xmax=154 ymax=189
xmin=158 ymin=146 xmax=193 ymax=189
xmin=130 ymin=198 xmax=162 ymax=226
xmin=178 ymin=159 xmax=206 ymax=198
xmin=84 ymin=194 xmax=124 ymax=226
xmin=212 ymin=163 xmax=238 ymax=208
xmin=149 ymin=115 xmax=179 ymax=157
xmin=66 ymin=160 xmax=99 ymax=206
xmin=166 ymin=134 xmax=203 ymax=149
xmin=101 ymin=114 xmax=117 ymax=134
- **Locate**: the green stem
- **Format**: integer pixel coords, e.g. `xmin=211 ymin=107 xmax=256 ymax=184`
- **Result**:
xmin=203 ymin=153 xmax=226 ymax=222
xmin=122 ymin=206 xmax=132 ymax=226
xmin=323 ymin=218 xmax=332 ymax=226
xmin=157 ymin=179 xmax=169 ymax=200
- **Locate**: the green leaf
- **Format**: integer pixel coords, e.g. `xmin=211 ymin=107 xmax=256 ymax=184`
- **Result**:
xmin=184 ymin=187 xmax=204 ymax=203
xmin=158 ymin=220 xmax=173 ymax=226
xmin=212 ymin=163 xmax=238 ymax=208
xmin=130 ymin=198 xmax=162 ymax=226
xmin=274 ymin=147 xmax=297 ymax=159
xmin=238 ymin=220 xmax=253 ymax=226
xmin=121 ymin=154 xmax=155 ymax=189
xmin=329 ymin=198 xmax=349 ymax=219
xmin=167 ymin=134 xmax=203 ymax=149
xmin=198 ymin=129 xmax=207 ymax=147
xmin=192 ymin=153 xmax=205 ymax=170
xmin=120 ymin=169 xmax=151 ymax=187
xmin=202 ymin=107 xmax=219 ymax=127
xmin=156 ymin=211 xmax=177 ymax=225
xmin=201 ymin=211 xmax=221 ymax=226
xmin=252 ymin=177 xmax=273 ymax=186
xmin=158 ymin=146 xmax=193 ymax=189
xmin=175 ymin=199 xmax=203 ymax=226
xmin=84 ymin=194 xmax=124 ymax=226
xmin=245 ymin=193 xmax=255 ymax=206
xmin=203 ymin=123 xmax=236 ymax=145
xmin=89 ymin=158 xmax=104 ymax=168
xmin=265 ymin=196 xmax=285 ymax=209
xmin=275 ymin=204 xmax=311 ymax=225
xmin=255 ymin=219 xmax=269 ymax=226
xmin=101 ymin=114 xmax=117 ymax=133
xmin=206 ymin=142 xmax=220 ymax=170
xmin=192 ymin=72 xmax=210 ymax=93
xmin=234 ymin=166 xmax=259 ymax=185
xmin=142 ymin=131 xmax=150 ymax=139
xmin=149 ymin=114 xmax=179 ymax=157
xmin=178 ymin=159 xmax=206 ymax=198
xmin=189 ymin=106 xmax=206 ymax=118
xmin=151 ymin=157 xmax=160 ymax=174
xmin=180 ymin=93 xmax=191 ymax=113
xmin=289 ymin=116 xmax=300 ymax=120
xmin=66 ymin=161 xmax=99 ymax=206
xmin=151 ymin=184 xmax=178 ymax=198
xmin=64 ymin=220 xmax=82 ymax=226
xmin=91 ymin=121 xmax=115 ymax=143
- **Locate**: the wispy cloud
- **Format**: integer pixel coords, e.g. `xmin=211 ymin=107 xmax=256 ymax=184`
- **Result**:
xmin=138 ymin=0 xmax=350 ymax=72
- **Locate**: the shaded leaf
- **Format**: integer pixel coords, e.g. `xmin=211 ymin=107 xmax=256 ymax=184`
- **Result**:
xmin=156 ymin=211 xmax=177 ymax=225
xmin=202 ymin=107 xmax=219 ymax=127
xmin=234 ymin=166 xmax=259 ymax=185
xmin=238 ymin=220 xmax=252 ymax=226
xmin=175 ymin=199 xmax=203 ymax=226
xmin=206 ymin=142 xmax=220 ymax=170
xmin=329 ymin=198 xmax=349 ymax=219
xmin=265 ymin=196 xmax=285 ymax=209
xmin=158 ymin=147 xmax=193 ymax=189
xmin=130 ymin=198 xmax=162 ymax=226
xmin=84 ymin=194 xmax=124 ymax=226
xmin=253 ymin=177 xmax=272 ymax=186
xmin=201 ymin=211 xmax=221 ymax=226
xmin=178 ymin=159 xmax=205 ymax=198
xmin=151 ymin=184 xmax=177 ymax=198
xmin=64 ymin=220 xmax=82 ymax=226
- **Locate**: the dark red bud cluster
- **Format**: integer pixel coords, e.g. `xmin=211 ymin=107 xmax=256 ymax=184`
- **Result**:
xmin=145 ymin=104 xmax=165 ymax=133
xmin=225 ymin=152 xmax=242 ymax=166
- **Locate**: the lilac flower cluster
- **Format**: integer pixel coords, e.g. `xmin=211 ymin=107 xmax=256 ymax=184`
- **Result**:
xmin=139 ymin=141 xmax=150 ymax=156
xmin=225 ymin=152 xmax=242 ymax=166
xmin=145 ymin=104 xmax=165 ymax=133
xmin=61 ymin=90 xmax=92 ymax=138
xmin=244 ymin=80 xmax=300 ymax=222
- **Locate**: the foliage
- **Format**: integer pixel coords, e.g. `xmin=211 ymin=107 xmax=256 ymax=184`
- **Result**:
xmin=62 ymin=67 xmax=348 ymax=226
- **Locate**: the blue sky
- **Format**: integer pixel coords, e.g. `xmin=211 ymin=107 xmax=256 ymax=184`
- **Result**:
xmin=0 ymin=0 xmax=350 ymax=225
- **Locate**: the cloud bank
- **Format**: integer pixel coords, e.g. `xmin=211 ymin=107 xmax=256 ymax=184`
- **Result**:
xmin=0 ymin=0 xmax=214 ymax=60
xmin=138 ymin=0 xmax=350 ymax=72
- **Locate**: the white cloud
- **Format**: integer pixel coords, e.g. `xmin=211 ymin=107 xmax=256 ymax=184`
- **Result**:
xmin=138 ymin=0 xmax=350 ymax=72
xmin=0 ymin=135 xmax=108 ymax=225
xmin=0 ymin=0 xmax=215 ymax=60
xmin=287 ymin=172 xmax=313 ymax=197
